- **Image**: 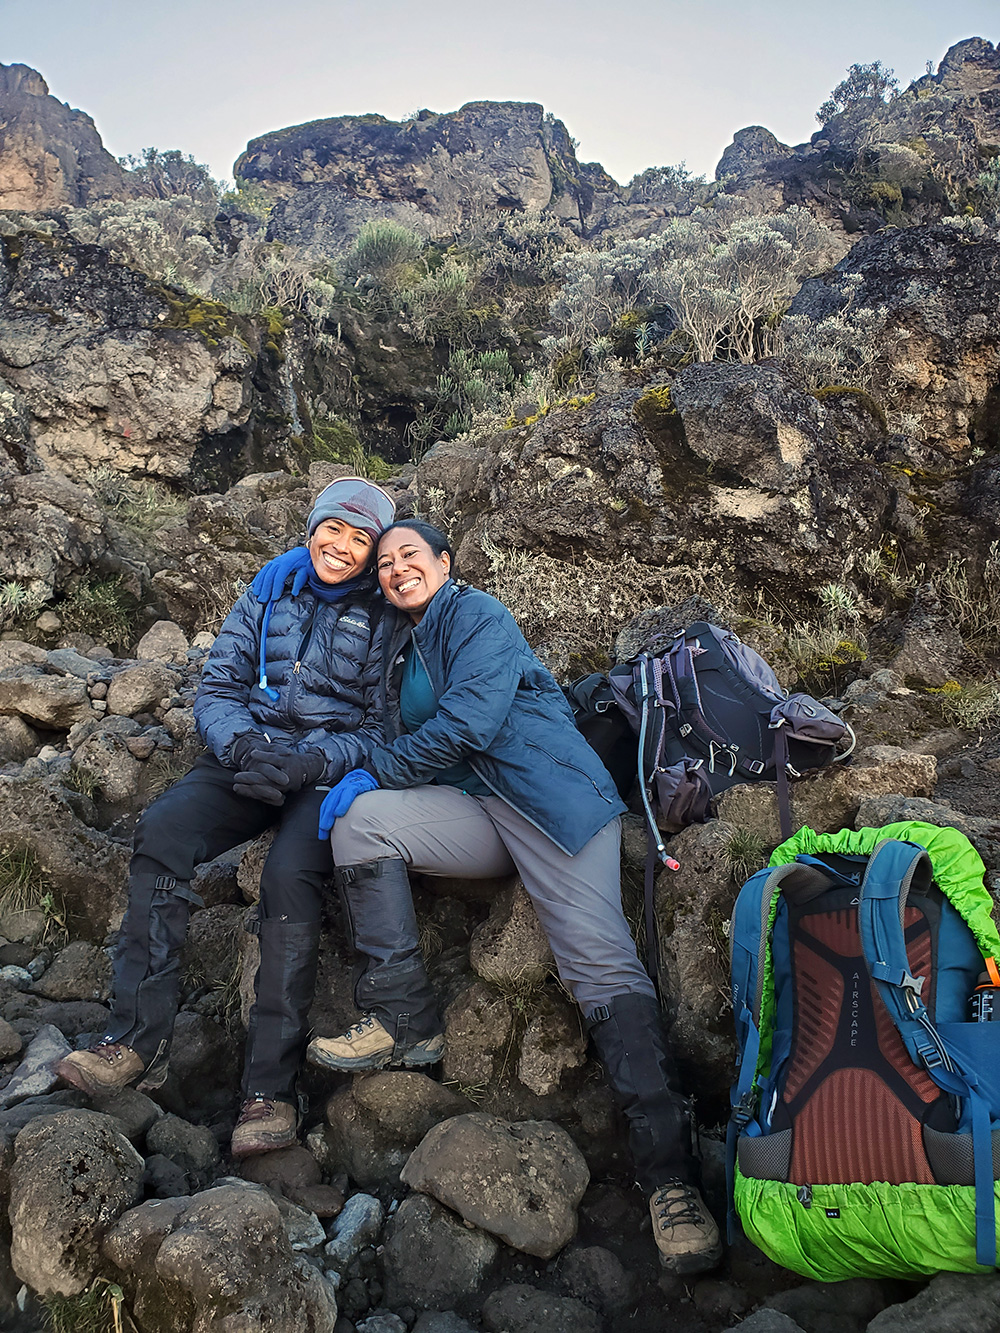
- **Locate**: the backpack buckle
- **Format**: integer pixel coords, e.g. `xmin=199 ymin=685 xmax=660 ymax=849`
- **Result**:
xmin=746 ymin=759 xmax=765 ymax=775
xmin=732 ymin=1091 xmax=756 ymax=1129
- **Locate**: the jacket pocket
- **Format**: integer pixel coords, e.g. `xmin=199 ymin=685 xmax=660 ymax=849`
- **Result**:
xmin=523 ymin=738 xmax=616 ymax=804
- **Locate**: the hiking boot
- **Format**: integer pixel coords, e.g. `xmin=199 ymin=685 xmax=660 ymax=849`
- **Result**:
xmin=307 ymin=1013 xmax=444 ymax=1072
xmin=649 ymin=1180 xmax=723 ymax=1274
xmin=230 ymin=1097 xmax=298 ymax=1158
xmin=54 ymin=1040 xmax=147 ymax=1097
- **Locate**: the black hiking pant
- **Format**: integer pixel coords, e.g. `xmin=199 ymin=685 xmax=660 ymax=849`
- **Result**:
xmin=106 ymin=753 xmax=332 ymax=1101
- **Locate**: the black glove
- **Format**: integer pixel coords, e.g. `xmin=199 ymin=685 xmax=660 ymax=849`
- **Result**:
xmin=229 ymin=733 xmax=264 ymax=770
xmin=237 ymin=747 xmax=326 ymax=798
xmin=233 ymin=765 xmax=288 ymax=805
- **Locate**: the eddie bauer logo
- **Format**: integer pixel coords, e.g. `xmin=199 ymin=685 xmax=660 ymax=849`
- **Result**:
xmin=850 ymin=970 xmax=861 ymax=1047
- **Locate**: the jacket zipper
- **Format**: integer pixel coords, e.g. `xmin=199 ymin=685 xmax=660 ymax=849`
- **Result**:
xmin=286 ymin=603 xmax=319 ymax=715
xmin=523 ymin=737 xmax=616 ymax=805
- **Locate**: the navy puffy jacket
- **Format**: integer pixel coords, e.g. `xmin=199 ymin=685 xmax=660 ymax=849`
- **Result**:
xmin=372 ymin=580 xmax=625 ymax=856
xmin=194 ymin=589 xmax=383 ymax=783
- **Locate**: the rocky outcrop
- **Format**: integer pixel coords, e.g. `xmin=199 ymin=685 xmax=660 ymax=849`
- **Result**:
xmin=102 ymin=1183 xmax=338 ymax=1332
xmin=408 ymin=361 xmax=899 ymax=646
xmin=239 ymin=102 xmax=588 ymax=250
xmin=714 ymin=40 xmax=1000 ymax=229
xmin=0 ymin=64 xmax=134 ymax=211
xmin=0 ymin=231 xmax=273 ymax=486
xmin=400 ymin=1113 xmax=590 ymax=1259
xmin=716 ymin=127 xmax=792 ymax=188
xmin=790 ymin=223 xmax=1000 ymax=453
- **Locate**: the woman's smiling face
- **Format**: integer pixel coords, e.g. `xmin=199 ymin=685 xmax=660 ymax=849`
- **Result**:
xmin=307 ymin=517 xmax=373 ymax=584
xmin=377 ymin=527 xmax=451 ymax=621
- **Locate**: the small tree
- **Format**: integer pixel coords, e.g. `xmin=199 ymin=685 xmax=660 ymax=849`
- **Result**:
xmin=121 ymin=147 xmax=220 ymax=204
xmin=817 ymin=62 xmax=899 ymax=124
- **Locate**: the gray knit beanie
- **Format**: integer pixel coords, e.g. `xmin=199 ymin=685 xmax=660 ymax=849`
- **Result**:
xmin=306 ymin=476 xmax=395 ymax=541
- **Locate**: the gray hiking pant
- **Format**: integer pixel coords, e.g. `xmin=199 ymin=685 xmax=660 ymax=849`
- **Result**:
xmin=331 ymin=785 xmax=655 ymax=1015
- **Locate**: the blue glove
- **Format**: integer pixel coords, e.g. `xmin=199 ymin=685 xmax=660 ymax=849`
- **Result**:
xmin=318 ymin=769 xmax=379 ymax=839
xmin=251 ymin=546 xmax=313 ymax=603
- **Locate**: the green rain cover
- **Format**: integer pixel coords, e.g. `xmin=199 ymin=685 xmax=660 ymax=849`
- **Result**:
xmin=734 ymin=821 xmax=1000 ymax=1280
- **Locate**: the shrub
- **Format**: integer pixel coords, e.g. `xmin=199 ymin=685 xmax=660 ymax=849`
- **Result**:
xmin=549 ymin=205 xmax=840 ymax=363
xmin=339 ymin=220 xmax=426 ymax=291
xmin=0 ymin=579 xmax=45 ymax=629
xmin=478 ymin=537 xmax=696 ymax=678
xmin=307 ymin=417 xmax=392 ymax=480
xmin=87 ymin=466 xmax=187 ymax=537
xmin=780 ymin=275 xmax=898 ymax=391
xmin=59 ymin=576 xmax=141 ymax=651
xmin=817 ymin=62 xmax=900 ymax=124
xmin=64 ymin=196 xmax=220 ymax=291
xmin=936 ymin=681 xmax=1000 ymax=730
xmin=932 ymin=544 xmax=1000 ymax=649
xmin=219 ymin=178 xmax=276 ymax=220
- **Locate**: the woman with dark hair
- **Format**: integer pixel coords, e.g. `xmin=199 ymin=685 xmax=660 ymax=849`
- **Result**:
xmin=306 ymin=519 xmax=721 ymax=1275
xmin=56 ymin=477 xmax=395 ymax=1158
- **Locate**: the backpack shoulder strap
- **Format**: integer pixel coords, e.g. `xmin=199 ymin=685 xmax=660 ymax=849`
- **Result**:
xmin=858 ymin=839 xmax=997 ymax=1268
xmin=727 ymin=860 xmax=812 ymax=1237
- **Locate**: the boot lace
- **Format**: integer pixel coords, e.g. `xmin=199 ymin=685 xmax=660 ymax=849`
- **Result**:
xmin=237 ymin=1097 xmax=277 ymax=1124
xmin=345 ymin=1014 xmax=378 ymax=1042
xmin=89 ymin=1040 xmax=132 ymax=1065
xmin=653 ymin=1180 xmax=707 ymax=1230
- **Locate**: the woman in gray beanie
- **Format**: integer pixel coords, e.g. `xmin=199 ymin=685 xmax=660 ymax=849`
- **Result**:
xmin=56 ymin=476 xmax=395 ymax=1157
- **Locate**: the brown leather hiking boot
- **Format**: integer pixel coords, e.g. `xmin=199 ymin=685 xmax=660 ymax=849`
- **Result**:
xmin=649 ymin=1180 xmax=723 ymax=1274
xmin=54 ymin=1041 xmax=147 ymax=1097
xmin=230 ymin=1097 xmax=298 ymax=1158
xmin=307 ymin=1012 xmax=444 ymax=1073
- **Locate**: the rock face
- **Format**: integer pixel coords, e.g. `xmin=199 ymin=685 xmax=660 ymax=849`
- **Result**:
xmin=716 ymin=126 xmax=792 ymax=186
xmin=9 ymin=1109 xmax=144 ymax=1296
xmin=0 ymin=469 xmax=139 ymax=605
xmin=790 ymin=224 xmax=1000 ymax=452
xmin=321 ymin=1071 xmax=472 ymax=1188
xmin=0 ymin=776 xmax=129 ymax=939
xmin=0 ymin=232 xmax=262 ymax=486
xmin=409 ymin=360 xmax=897 ymax=668
xmin=240 ymin=102 xmax=587 ymax=250
xmin=0 ymin=63 xmax=134 ymax=210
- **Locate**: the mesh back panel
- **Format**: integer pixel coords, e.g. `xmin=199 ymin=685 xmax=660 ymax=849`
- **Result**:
xmin=781 ymin=902 xmax=942 ymax=1185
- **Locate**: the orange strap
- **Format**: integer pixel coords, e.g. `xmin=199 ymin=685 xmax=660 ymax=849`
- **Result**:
xmin=985 ymin=956 xmax=1000 ymax=987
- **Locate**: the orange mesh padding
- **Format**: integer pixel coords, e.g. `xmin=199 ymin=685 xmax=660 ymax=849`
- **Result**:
xmin=781 ymin=901 xmax=941 ymax=1185
xmin=782 ymin=937 xmax=844 ymax=1103
xmin=789 ymin=1068 xmax=935 ymax=1184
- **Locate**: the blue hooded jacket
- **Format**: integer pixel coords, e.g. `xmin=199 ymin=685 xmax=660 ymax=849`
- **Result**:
xmin=371 ymin=580 xmax=625 ymax=856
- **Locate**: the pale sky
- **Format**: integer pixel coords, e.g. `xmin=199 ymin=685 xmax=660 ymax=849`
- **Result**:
xmin=2 ymin=0 xmax=997 ymax=187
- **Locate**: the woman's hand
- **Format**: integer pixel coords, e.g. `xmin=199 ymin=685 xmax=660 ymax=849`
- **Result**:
xmin=234 ymin=747 xmax=326 ymax=805
xmin=317 ymin=769 xmax=379 ymax=839
xmin=251 ymin=547 xmax=313 ymax=603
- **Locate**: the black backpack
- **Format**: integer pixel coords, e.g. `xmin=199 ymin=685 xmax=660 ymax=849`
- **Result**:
xmin=565 ymin=622 xmax=855 ymax=977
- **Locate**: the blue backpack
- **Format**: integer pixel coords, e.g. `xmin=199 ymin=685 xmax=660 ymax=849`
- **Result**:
xmin=728 ymin=821 xmax=1000 ymax=1280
